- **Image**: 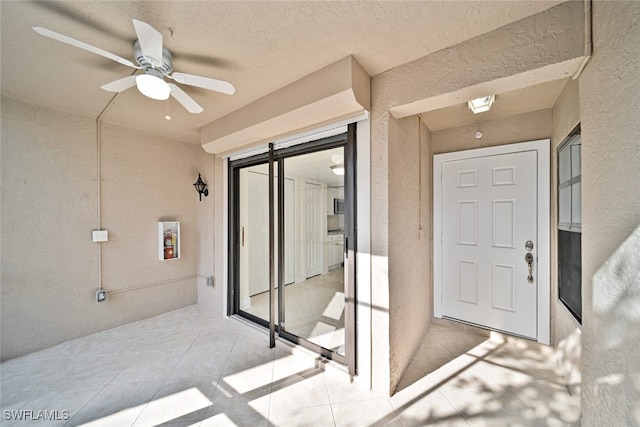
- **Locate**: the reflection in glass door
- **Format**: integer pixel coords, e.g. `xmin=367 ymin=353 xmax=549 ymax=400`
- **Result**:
xmin=281 ymin=148 xmax=346 ymax=356
xmin=230 ymin=127 xmax=355 ymax=368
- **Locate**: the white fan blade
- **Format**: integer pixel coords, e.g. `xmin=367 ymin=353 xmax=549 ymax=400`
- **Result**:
xmin=170 ymin=72 xmax=235 ymax=95
xmin=168 ymin=83 xmax=203 ymax=114
xmin=132 ymin=19 xmax=163 ymax=67
xmin=33 ymin=26 xmax=138 ymax=69
xmin=101 ymin=75 xmax=137 ymax=93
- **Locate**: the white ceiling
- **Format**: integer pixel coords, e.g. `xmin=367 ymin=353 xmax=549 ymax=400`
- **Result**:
xmin=1 ymin=1 xmax=565 ymax=144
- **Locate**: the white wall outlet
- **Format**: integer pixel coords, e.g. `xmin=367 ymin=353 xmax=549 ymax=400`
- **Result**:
xmin=207 ymin=276 xmax=215 ymax=287
xmin=96 ymin=290 xmax=108 ymax=303
xmin=92 ymin=230 xmax=108 ymax=242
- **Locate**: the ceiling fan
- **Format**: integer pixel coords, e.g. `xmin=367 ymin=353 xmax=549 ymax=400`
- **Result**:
xmin=33 ymin=19 xmax=235 ymax=114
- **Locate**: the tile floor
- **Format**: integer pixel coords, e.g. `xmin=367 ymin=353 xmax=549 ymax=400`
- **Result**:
xmin=243 ymin=267 xmax=346 ymax=353
xmin=0 ymin=305 xmax=580 ymax=426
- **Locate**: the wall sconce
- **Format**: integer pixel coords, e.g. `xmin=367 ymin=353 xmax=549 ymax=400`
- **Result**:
xmin=193 ymin=173 xmax=209 ymax=201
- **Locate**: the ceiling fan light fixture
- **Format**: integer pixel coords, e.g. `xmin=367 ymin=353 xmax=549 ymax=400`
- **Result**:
xmin=330 ymin=165 xmax=345 ymax=176
xmin=468 ymin=95 xmax=495 ymax=114
xmin=136 ymin=74 xmax=171 ymax=100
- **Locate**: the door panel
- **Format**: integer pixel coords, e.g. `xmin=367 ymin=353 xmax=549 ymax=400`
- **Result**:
xmin=442 ymin=150 xmax=537 ymax=338
xmin=304 ymin=181 xmax=322 ymax=278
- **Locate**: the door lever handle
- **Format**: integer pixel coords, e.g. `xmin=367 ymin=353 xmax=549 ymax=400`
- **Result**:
xmin=525 ymin=253 xmax=534 ymax=284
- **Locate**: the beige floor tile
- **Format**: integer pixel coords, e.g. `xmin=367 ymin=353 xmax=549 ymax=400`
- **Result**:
xmin=391 ymin=389 xmax=469 ymax=427
xmin=168 ymin=346 xmax=232 ymax=380
xmin=325 ymin=368 xmax=384 ymax=404
xmin=191 ymin=326 xmax=239 ymax=349
xmin=201 ymin=411 xmax=269 ymax=427
xmin=0 ymin=305 xmax=579 ymax=427
xmin=0 ymin=390 xmax=40 ymax=412
xmin=269 ymin=372 xmax=330 ymax=412
xmin=1 ymin=385 xmax=102 ymax=427
xmin=331 ymin=397 xmax=403 ymax=427
xmin=133 ymin=377 xmax=217 ymax=426
xmin=223 ymin=343 xmax=276 ymax=378
xmin=54 ymin=354 xmax=136 ymax=388
xmin=110 ymin=350 xmax=185 ymax=384
xmin=269 ymin=404 xmax=335 ymax=427
xmin=207 ymin=381 xmax=271 ymax=418
xmin=67 ymin=380 xmax=164 ymax=426
xmin=441 ymin=385 xmax=536 ymax=427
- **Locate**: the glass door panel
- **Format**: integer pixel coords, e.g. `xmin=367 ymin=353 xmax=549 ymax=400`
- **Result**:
xmin=231 ymin=127 xmax=355 ymax=369
xmin=282 ymin=147 xmax=346 ymax=356
xmin=238 ymin=163 xmax=280 ymax=325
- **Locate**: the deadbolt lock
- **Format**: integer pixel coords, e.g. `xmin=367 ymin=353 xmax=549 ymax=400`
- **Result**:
xmin=525 ymin=240 xmax=534 ymax=252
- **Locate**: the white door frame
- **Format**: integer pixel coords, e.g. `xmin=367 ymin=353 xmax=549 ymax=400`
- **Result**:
xmin=433 ymin=139 xmax=550 ymax=345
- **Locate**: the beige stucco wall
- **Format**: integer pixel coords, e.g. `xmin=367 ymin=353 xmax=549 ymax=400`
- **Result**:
xmin=1 ymin=97 xmax=199 ymax=360
xmin=196 ymin=149 xmax=217 ymax=310
xmin=431 ymin=109 xmax=552 ymax=154
xmin=369 ymin=1 xmax=586 ymax=395
xmin=579 ymin=2 xmax=640 ymax=425
xmin=550 ymin=77 xmax=582 ymax=391
xmin=388 ymin=115 xmax=432 ymax=393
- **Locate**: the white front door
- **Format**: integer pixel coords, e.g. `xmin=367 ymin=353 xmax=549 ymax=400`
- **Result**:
xmin=435 ymin=140 xmax=550 ymax=342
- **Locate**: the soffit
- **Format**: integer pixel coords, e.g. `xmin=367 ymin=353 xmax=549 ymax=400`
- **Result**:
xmin=420 ymin=79 xmax=569 ymax=131
xmin=1 ymin=1 xmax=564 ymax=144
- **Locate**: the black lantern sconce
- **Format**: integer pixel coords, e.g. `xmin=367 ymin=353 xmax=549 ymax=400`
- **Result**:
xmin=193 ymin=173 xmax=209 ymax=201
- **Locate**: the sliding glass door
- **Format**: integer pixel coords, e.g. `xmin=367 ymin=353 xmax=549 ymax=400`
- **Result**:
xmin=229 ymin=126 xmax=356 ymax=370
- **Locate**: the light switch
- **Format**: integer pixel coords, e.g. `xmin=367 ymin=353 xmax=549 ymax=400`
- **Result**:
xmin=92 ymin=230 xmax=108 ymax=242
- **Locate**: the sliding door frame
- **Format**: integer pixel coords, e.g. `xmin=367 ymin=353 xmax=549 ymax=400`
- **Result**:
xmin=228 ymin=124 xmax=357 ymax=372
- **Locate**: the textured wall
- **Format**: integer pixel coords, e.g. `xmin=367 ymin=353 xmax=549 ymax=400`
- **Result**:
xmin=1 ymin=98 xmax=198 ymax=360
xmin=550 ymin=78 xmax=582 ymax=390
xmin=196 ymin=149 xmax=217 ymax=310
xmin=387 ymin=116 xmax=431 ymax=393
xmin=432 ymin=110 xmax=552 ymax=154
xmin=369 ymin=1 xmax=585 ymax=395
xmin=376 ymin=1 xmax=586 ymax=118
xmin=579 ymin=2 xmax=640 ymax=425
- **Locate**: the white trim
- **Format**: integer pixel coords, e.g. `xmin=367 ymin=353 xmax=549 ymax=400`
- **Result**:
xmin=354 ymin=116 xmax=372 ymax=389
xmin=433 ymin=139 xmax=551 ymax=344
xmin=221 ymin=159 xmax=229 ymax=316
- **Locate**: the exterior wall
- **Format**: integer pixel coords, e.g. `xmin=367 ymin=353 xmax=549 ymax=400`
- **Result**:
xmin=388 ymin=116 xmax=432 ymax=393
xmin=369 ymin=107 xmax=391 ymax=393
xmin=370 ymin=1 xmax=584 ymax=395
xmin=579 ymin=2 xmax=640 ymax=425
xmin=196 ymin=149 xmax=217 ymax=310
xmin=550 ymin=78 xmax=582 ymax=391
xmin=431 ymin=110 xmax=552 ymax=154
xmin=1 ymin=97 xmax=199 ymax=360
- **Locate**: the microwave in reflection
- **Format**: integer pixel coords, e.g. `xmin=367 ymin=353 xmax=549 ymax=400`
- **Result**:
xmin=333 ymin=198 xmax=345 ymax=214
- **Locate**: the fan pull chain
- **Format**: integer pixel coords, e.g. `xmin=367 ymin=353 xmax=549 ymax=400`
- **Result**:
xmin=165 ymin=98 xmax=172 ymax=121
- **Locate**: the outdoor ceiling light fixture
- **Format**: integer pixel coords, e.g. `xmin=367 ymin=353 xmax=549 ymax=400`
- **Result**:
xmin=193 ymin=173 xmax=209 ymax=201
xmin=136 ymin=74 xmax=171 ymax=100
xmin=468 ymin=95 xmax=495 ymax=114
xmin=330 ymin=165 xmax=345 ymax=176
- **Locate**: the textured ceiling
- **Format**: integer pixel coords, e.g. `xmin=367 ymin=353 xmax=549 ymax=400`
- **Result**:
xmin=1 ymin=1 xmax=564 ymax=144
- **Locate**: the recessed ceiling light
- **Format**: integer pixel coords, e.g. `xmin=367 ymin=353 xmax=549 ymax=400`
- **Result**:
xmin=468 ymin=95 xmax=495 ymax=114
